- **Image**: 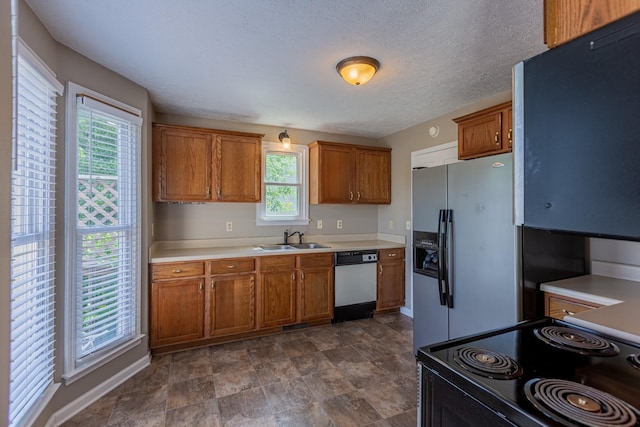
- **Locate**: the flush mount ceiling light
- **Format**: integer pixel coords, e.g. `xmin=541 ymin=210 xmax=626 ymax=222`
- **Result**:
xmin=278 ymin=130 xmax=291 ymax=148
xmin=336 ymin=56 xmax=380 ymax=86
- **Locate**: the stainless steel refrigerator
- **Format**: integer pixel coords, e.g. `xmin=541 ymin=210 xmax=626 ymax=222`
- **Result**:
xmin=412 ymin=153 xmax=518 ymax=354
xmin=411 ymin=152 xmax=588 ymax=354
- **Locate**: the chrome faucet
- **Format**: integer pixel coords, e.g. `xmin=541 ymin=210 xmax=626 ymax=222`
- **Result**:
xmin=284 ymin=229 xmax=304 ymax=244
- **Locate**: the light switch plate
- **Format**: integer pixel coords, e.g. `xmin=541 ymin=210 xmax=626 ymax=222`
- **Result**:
xmin=406 ymin=220 xmax=411 ymax=230
xmin=317 ymin=219 xmax=323 ymax=229
xmin=388 ymin=220 xmax=394 ymax=229
xmin=226 ymin=221 xmax=233 ymax=232
xmin=337 ymin=219 xmax=343 ymax=229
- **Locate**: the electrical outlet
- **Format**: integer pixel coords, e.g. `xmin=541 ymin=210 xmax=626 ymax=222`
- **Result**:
xmin=226 ymin=221 xmax=233 ymax=232
xmin=406 ymin=220 xmax=411 ymax=230
xmin=337 ymin=219 xmax=343 ymax=229
xmin=388 ymin=220 xmax=394 ymax=229
xmin=317 ymin=219 xmax=323 ymax=229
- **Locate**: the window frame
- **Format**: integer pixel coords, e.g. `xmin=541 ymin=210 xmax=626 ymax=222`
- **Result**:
xmin=256 ymin=141 xmax=309 ymax=226
xmin=63 ymin=82 xmax=143 ymax=384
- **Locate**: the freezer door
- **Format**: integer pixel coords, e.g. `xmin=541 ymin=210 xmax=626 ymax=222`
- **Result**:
xmin=446 ymin=153 xmax=518 ymax=340
xmin=412 ymin=166 xmax=447 ymax=232
xmin=413 ymin=272 xmax=449 ymax=354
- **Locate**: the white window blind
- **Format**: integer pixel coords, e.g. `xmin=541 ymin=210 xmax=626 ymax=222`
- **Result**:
xmin=10 ymin=42 xmax=62 ymax=427
xmin=257 ymin=142 xmax=309 ymax=226
xmin=67 ymin=89 xmax=141 ymax=373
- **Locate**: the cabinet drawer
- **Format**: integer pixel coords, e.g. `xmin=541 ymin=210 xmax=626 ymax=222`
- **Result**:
xmin=378 ymin=248 xmax=404 ymax=261
xmin=210 ymin=257 xmax=255 ymax=274
xmin=298 ymin=253 xmax=334 ymax=269
xmin=545 ymin=293 xmax=602 ymax=320
xmin=152 ymin=262 xmax=205 ymax=280
xmin=258 ymin=255 xmax=296 ymax=271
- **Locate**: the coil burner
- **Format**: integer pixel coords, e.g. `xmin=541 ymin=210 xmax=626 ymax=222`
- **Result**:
xmin=453 ymin=347 xmax=523 ymax=380
xmin=525 ymin=378 xmax=640 ymax=427
xmin=534 ymin=326 xmax=620 ymax=356
xmin=628 ymin=354 xmax=640 ymax=371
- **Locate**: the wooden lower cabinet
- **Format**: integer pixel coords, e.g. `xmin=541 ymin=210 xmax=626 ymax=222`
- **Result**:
xmin=151 ymin=278 xmax=205 ymax=347
xmin=545 ymin=292 xmax=602 ymax=320
xmin=376 ymin=248 xmax=405 ymax=311
xmin=299 ymin=253 xmax=334 ymax=322
xmin=257 ymin=256 xmax=298 ymax=328
xmin=209 ymin=273 xmax=255 ymax=336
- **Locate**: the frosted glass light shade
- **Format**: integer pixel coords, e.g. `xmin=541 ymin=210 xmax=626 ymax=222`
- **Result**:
xmin=336 ymin=56 xmax=380 ymax=86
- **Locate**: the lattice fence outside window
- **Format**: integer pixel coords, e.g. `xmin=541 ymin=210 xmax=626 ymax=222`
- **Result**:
xmin=78 ymin=175 xmax=118 ymax=227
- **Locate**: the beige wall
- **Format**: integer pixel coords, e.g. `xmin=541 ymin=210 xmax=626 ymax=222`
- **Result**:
xmin=17 ymin=1 xmax=155 ymax=425
xmin=378 ymin=90 xmax=512 ymax=312
xmin=153 ymin=113 xmax=384 ymax=242
xmin=1 ymin=1 xmax=13 ymax=424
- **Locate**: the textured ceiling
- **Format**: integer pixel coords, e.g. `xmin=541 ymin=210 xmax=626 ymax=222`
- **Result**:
xmin=25 ymin=0 xmax=547 ymax=138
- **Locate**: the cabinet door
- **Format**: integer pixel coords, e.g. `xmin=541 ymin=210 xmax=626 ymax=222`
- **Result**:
xmin=503 ymin=107 xmax=513 ymax=150
xmin=299 ymin=267 xmax=333 ymax=322
xmin=311 ymin=144 xmax=354 ymax=203
xmin=376 ymin=260 xmax=405 ymax=310
xmin=259 ymin=270 xmax=297 ymax=328
xmin=214 ymin=134 xmax=261 ymax=202
xmin=151 ymin=279 xmax=205 ymax=347
xmin=457 ymin=112 xmax=502 ymax=160
xmin=210 ymin=274 xmax=255 ymax=336
xmin=355 ymin=149 xmax=391 ymax=204
xmin=154 ymin=127 xmax=213 ymax=202
xmin=544 ymin=0 xmax=640 ymax=48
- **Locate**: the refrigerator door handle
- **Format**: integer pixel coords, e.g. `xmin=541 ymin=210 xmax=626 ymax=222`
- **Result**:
xmin=436 ymin=209 xmax=447 ymax=306
xmin=443 ymin=209 xmax=454 ymax=308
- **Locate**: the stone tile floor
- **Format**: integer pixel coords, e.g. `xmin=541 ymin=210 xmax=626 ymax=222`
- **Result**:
xmin=63 ymin=313 xmax=417 ymax=426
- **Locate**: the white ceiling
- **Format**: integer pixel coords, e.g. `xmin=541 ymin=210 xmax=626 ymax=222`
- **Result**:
xmin=25 ymin=0 xmax=547 ymax=139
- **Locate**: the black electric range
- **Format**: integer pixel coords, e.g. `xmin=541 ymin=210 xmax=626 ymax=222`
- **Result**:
xmin=417 ymin=317 xmax=640 ymax=427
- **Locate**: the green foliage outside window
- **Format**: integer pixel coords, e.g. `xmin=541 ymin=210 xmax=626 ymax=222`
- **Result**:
xmin=265 ymin=152 xmax=299 ymax=216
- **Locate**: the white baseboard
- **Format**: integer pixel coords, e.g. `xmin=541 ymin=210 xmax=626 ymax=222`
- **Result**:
xmin=400 ymin=306 xmax=413 ymax=319
xmin=46 ymin=353 xmax=150 ymax=427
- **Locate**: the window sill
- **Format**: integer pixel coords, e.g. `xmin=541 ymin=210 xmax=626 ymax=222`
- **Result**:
xmin=256 ymin=218 xmax=310 ymax=226
xmin=62 ymin=334 xmax=145 ymax=385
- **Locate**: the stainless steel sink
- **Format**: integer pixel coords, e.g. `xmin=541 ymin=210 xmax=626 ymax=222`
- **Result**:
xmin=256 ymin=242 xmax=330 ymax=251
xmin=290 ymin=243 xmax=330 ymax=249
xmin=256 ymin=244 xmax=295 ymax=251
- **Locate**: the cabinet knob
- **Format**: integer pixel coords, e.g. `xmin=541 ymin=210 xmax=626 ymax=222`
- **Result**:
xmin=206 ymin=186 xmax=211 ymax=197
xmin=216 ymin=186 xmax=221 ymax=197
xmin=199 ymin=281 xmax=203 ymax=292
xmin=357 ymin=192 xmax=361 ymax=200
xmin=507 ymin=129 xmax=513 ymax=145
xmin=494 ymin=131 xmax=500 ymax=145
xmin=227 ymin=265 xmax=236 ymax=269
xmin=301 ymin=272 xmax=305 ymax=281
xmin=388 ymin=253 xmax=397 ymax=257
xmin=172 ymin=269 xmax=183 ymax=273
xmin=561 ymin=309 xmax=576 ymax=316
xmin=379 ymin=265 xmax=383 ymax=274
xmin=349 ymin=191 xmax=353 ymax=201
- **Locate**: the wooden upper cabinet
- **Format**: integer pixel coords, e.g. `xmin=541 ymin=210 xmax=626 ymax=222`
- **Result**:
xmin=309 ymin=141 xmax=391 ymax=205
xmin=153 ymin=126 xmax=213 ymax=202
xmin=453 ymin=102 xmax=512 ymax=160
xmin=214 ymin=134 xmax=261 ymax=202
xmin=152 ymin=123 xmax=262 ymax=203
xmin=544 ymin=0 xmax=640 ymax=48
xmin=355 ymin=149 xmax=391 ymax=203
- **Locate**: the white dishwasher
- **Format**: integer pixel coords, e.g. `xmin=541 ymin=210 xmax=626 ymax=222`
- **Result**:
xmin=333 ymin=249 xmax=378 ymax=322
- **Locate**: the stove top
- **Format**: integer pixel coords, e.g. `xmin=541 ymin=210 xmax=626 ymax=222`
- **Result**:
xmin=418 ymin=318 xmax=640 ymax=427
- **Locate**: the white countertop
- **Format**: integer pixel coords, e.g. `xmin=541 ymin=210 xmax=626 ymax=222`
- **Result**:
xmin=149 ymin=233 xmax=405 ymax=263
xmin=541 ymin=270 xmax=640 ymax=344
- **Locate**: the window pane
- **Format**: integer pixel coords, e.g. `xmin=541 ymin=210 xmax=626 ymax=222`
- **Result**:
xmin=265 ymin=152 xmax=297 ymax=183
xmin=10 ymin=48 xmax=60 ymax=427
xmin=265 ymin=185 xmax=299 ymax=216
xmin=72 ymin=93 xmax=140 ymax=367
